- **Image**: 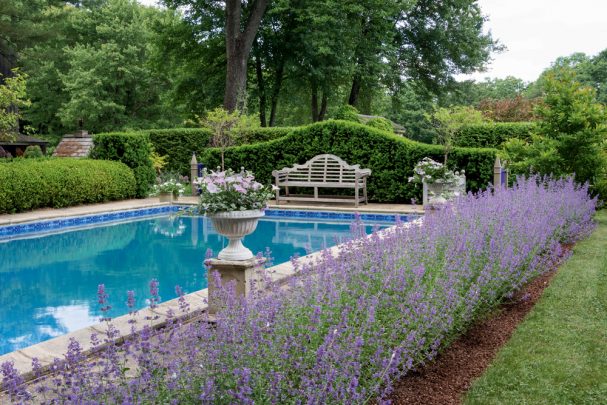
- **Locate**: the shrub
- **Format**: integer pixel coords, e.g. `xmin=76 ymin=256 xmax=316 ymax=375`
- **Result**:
xmin=365 ymin=117 xmax=394 ymax=133
xmin=453 ymin=122 xmax=535 ymax=148
xmin=90 ymin=133 xmax=155 ymax=198
xmin=2 ymin=177 xmax=595 ymax=403
xmin=201 ymin=120 xmax=496 ymax=202
xmin=332 ymin=104 xmax=361 ymax=122
xmin=23 ymin=145 xmax=44 ymax=158
xmin=146 ymin=127 xmax=292 ymax=176
xmin=147 ymin=128 xmax=212 ymax=175
xmin=0 ymin=159 xmax=135 ymax=213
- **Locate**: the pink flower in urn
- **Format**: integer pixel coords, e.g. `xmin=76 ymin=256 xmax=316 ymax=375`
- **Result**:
xmin=206 ymin=183 xmax=219 ymax=193
xmin=233 ymin=184 xmax=247 ymax=194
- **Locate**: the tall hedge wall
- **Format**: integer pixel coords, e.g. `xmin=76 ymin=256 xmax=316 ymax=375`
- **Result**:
xmin=201 ymin=121 xmax=497 ymax=203
xmin=147 ymin=128 xmax=212 ymax=176
xmin=0 ymin=159 xmax=136 ymax=213
xmin=95 ymin=127 xmax=295 ymax=177
xmin=454 ymin=122 xmax=535 ymax=148
xmin=90 ymin=133 xmax=155 ymax=198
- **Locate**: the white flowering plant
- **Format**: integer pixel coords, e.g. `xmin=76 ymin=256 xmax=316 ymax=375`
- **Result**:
xmin=195 ymin=168 xmax=277 ymax=214
xmin=408 ymin=157 xmax=463 ymax=185
xmin=151 ymin=177 xmax=185 ymax=196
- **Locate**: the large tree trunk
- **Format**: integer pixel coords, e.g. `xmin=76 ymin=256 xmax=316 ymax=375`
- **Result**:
xmin=311 ymin=84 xmax=328 ymax=122
xmin=268 ymin=61 xmax=284 ymax=127
xmin=254 ymin=45 xmax=267 ymax=127
xmin=223 ymin=0 xmax=269 ymax=112
xmin=348 ymin=74 xmax=362 ymax=106
xmin=319 ymin=92 xmax=328 ymax=121
xmin=311 ymin=83 xmax=319 ymax=122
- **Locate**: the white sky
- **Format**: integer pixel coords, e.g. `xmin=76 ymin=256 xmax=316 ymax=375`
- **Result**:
xmin=138 ymin=0 xmax=607 ymax=83
xmin=461 ymin=0 xmax=607 ymax=82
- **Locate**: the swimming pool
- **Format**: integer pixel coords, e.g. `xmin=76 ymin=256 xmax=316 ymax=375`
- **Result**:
xmin=0 ymin=208 xmax=412 ymax=355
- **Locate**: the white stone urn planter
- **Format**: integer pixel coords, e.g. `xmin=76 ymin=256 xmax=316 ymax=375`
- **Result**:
xmin=208 ymin=209 xmax=265 ymax=260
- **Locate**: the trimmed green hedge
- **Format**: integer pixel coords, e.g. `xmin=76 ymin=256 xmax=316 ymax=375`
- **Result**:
xmin=148 ymin=128 xmax=212 ymax=176
xmin=454 ymin=122 xmax=535 ymax=148
xmin=0 ymin=159 xmax=136 ymax=213
xmin=91 ymin=133 xmax=155 ymax=198
xmin=95 ymin=127 xmax=295 ymax=177
xmin=201 ymin=120 xmax=497 ymax=203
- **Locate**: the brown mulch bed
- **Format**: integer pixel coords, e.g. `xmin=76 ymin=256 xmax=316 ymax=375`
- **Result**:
xmin=387 ymin=269 xmax=557 ymax=405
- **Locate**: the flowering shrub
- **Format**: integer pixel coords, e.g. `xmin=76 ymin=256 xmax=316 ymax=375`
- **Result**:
xmin=195 ymin=168 xmax=276 ymax=214
xmin=408 ymin=157 xmax=462 ymax=185
xmin=1 ymin=177 xmax=596 ymax=403
xmin=151 ymin=178 xmax=185 ymax=196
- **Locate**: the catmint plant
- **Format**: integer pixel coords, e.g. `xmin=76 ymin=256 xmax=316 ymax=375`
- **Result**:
xmin=0 ymin=176 xmax=596 ymax=404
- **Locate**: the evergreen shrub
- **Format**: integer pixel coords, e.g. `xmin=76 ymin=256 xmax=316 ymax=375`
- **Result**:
xmin=91 ymin=133 xmax=155 ymax=198
xmin=0 ymin=159 xmax=136 ymax=213
xmin=454 ymin=122 xmax=535 ymax=148
xmin=202 ymin=120 xmax=497 ymax=203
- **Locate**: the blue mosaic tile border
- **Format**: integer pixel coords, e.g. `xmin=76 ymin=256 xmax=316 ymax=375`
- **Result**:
xmin=0 ymin=206 xmax=181 ymax=241
xmin=263 ymin=209 xmax=415 ymax=224
xmin=0 ymin=206 xmax=415 ymax=241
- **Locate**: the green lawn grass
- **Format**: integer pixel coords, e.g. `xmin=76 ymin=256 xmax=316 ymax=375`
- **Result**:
xmin=464 ymin=210 xmax=607 ymax=405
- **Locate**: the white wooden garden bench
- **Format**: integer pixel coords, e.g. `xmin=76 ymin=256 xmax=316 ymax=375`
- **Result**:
xmin=272 ymin=154 xmax=371 ymax=207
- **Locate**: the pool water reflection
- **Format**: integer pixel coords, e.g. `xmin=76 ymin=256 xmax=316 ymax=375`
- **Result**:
xmin=0 ymin=215 xmax=390 ymax=354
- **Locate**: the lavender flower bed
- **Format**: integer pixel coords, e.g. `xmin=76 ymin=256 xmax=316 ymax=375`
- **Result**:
xmin=1 ymin=177 xmax=596 ymax=403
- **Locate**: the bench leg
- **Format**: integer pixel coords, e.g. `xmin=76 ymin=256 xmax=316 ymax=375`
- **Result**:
xmin=355 ymin=185 xmax=359 ymax=208
xmin=314 ymin=187 xmax=318 ymax=200
xmin=364 ymin=183 xmax=368 ymax=204
xmin=275 ymin=188 xmax=280 ymax=205
xmin=285 ymin=186 xmax=289 ymax=196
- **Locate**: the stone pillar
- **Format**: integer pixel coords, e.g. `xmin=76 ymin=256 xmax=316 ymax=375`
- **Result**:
xmin=190 ymin=152 xmax=198 ymax=196
xmin=493 ymin=157 xmax=502 ymax=189
xmin=205 ymin=257 xmax=267 ymax=313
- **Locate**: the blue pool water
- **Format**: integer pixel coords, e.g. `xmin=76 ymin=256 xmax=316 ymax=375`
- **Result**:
xmin=0 ymin=212 xmax=401 ymax=355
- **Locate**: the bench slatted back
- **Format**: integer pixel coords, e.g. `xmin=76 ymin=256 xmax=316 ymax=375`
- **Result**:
xmin=280 ymin=154 xmax=364 ymax=184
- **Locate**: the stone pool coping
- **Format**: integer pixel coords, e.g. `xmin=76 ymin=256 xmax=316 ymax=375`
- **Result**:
xmin=0 ymin=199 xmax=423 ymax=383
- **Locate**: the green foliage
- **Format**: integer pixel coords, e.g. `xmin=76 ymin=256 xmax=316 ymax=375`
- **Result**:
xmin=331 ymin=105 xmax=361 ymax=123
xmin=427 ymin=106 xmax=486 ymax=164
xmin=147 ymin=128 xmax=212 ymax=175
xmin=503 ymin=72 xmax=607 ymax=193
xmin=90 ymin=132 xmax=155 ymax=198
xmin=23 ymin=145 xmax=44 ymax=158
xmin=201 ymin=107 xmax=261 ymax=170
xmin=102 ymin=126 xmax=294 ymax=177
xmin=441 ymin=76 xmax=529 ymax=107
xmin=21 ymin=0 xmax=179 ymax=134
xmin=454 ymin=123 xmax=536 ymax=148
xmin=365 ymin=117 xmax=394 ymax=133
xmin=0 ymin=158 xmax=135 ymax=213
xmin=201 ymin=120 xmax=496 ymax=203
xmin=0 ymin=69 xmax=30 ymax=141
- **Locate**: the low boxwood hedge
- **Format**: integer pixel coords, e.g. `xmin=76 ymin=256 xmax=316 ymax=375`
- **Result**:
xmin=90 ymin=133 xmax=155 ymax=198
xmin=0 ymin=158 xmax=136 ymax=213
xmin=201 ymin=120 xmax=497 ymax=203
xmin=454 ymin=122 xmax=535 ymax=148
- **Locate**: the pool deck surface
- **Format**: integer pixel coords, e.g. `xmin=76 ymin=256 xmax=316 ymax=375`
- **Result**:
xmin=0 ymin=197 xmax=423 ymax=226
xmin=0 ymin=197 xmax=423 ymax=387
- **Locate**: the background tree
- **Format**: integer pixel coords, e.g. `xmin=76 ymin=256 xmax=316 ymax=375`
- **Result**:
xmin=502 ymin=71 xmax=607 ymax=194
xmin=164 ymin=0 xmax=270 ymax=112
xmin=21 ymin=0 xmax=177 ymax=134
xmin=427 ymin=106 xmax=485 ymax=164
xmin=0 ymin=69 xmax=30 ymax=141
